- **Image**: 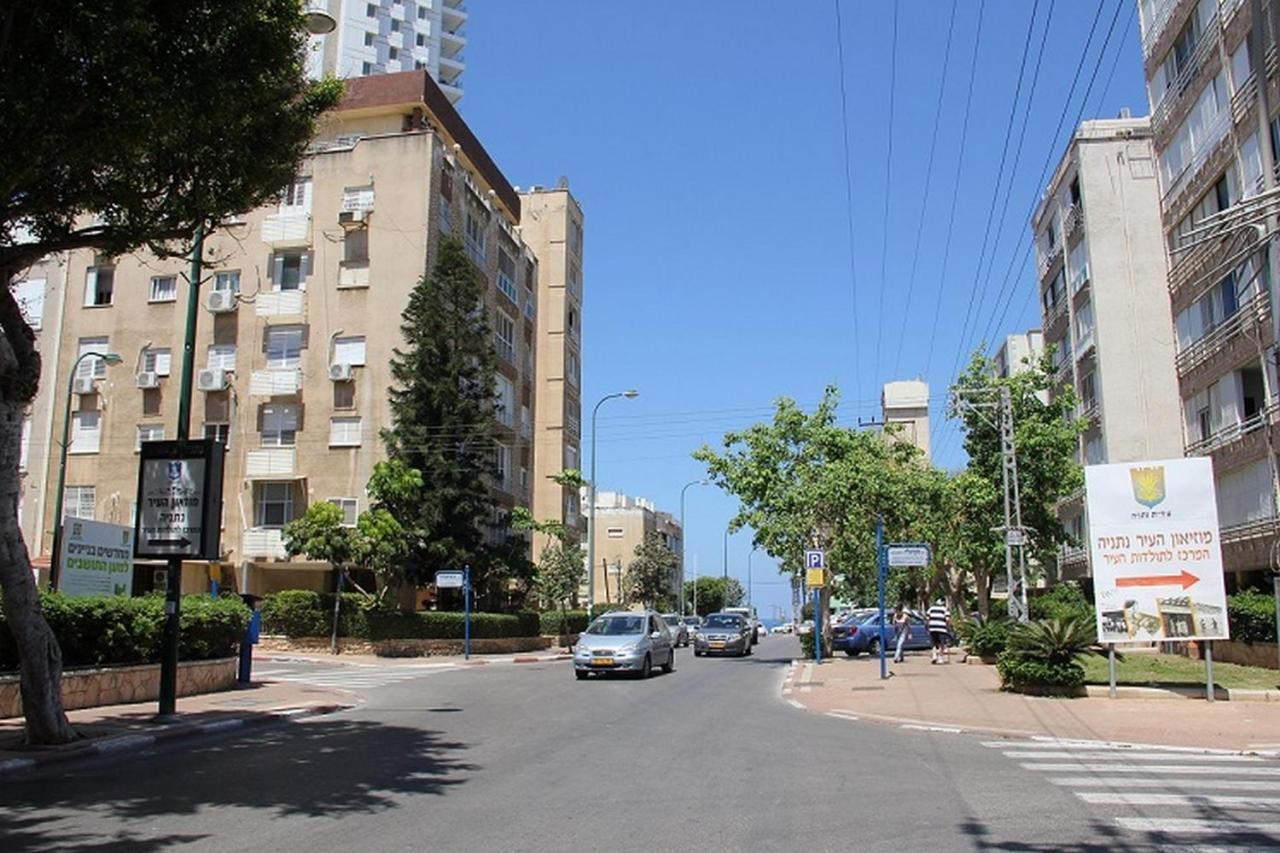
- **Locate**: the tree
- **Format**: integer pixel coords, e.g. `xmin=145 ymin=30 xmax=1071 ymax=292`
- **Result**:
xmin=0 ymin=0 xmax=341 ymax=744
xmin=948 ymin=349 xmax=1084 ymax=616
xmin=623 ymin=531 xmax=679 ymax=610
xmin=682 ymin=576 xmax=746 ymax=616
xmin=382 ymin=236 xmax=514 ymax=607
xmin=359 ymin=459 xmax=423 ymax=601
xmin=283 ymin=502 xmax=355 ymax=569
xmin=512 ymin=469 xmax=587 ymax=634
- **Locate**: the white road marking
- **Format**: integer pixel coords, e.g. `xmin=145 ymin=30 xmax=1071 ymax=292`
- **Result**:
xmin=1077 ymin=791 xmax=1280 ymax=809
xmin=826 ymin=711 xmax=859 ymax=721
xmin=982 ymin=738 xmax=1248 ymax=755
xmin=1116 ymin=817 xmax=1280 ymax=834
xmin=1020 ymin=762 xmax=1280 ymax=776
xmin=1049 ymin=776 xmax=1280 ymax=791
xmin=1002 ymin=750 xmax=1261 ymax=762
xmin=902 ymin=724 xmax=962 ymax=734
xmin=787 ymin=699 xmax=805 ymax=710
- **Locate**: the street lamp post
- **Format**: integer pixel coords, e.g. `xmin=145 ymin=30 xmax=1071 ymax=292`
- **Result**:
xmin=679 ymin=479 xmax=707 ymax=616
xmin=49 ymin=350 xmax=123 ymax=591
xmin=723 ymin=527 xmax=729 ymax=581
xmin=586 ymin=390 xmax=638 ymax=619
xmin=747 ymin=545 xmax=757 ymax=612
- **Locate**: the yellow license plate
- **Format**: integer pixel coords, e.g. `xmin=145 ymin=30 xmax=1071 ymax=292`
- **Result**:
xmin=709 ymin=642 xmax=725 ymax=648
xmin=592 ymin=658 xmax=614 ymax=667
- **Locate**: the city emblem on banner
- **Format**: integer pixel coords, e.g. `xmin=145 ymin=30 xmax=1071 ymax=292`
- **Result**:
xmin=1129 ymin=466 xmax=1166 ymax=509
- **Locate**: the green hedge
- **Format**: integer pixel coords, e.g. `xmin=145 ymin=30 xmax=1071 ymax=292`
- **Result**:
xmin=366 ymin=610 xmax=541 ymax=641
xmin=259 ymin=590 xmax=540 ymax=640
xmin=996 ymin=651 xmax=1085 ymax=693
xmin=260 ymin=590 xmax=370 ymax=638
xmin=1029 ymin=583 xmax=1093 ymax=625
xmin=539 ymin=609 xmax=593 ymax=635
xmin=1228 ymin=590 xmax=1277 ymax=644
xmin=0 ymin=593 xmax=249 ymax=671
xmin=961 ymin=618 xmax=1012 ymax=658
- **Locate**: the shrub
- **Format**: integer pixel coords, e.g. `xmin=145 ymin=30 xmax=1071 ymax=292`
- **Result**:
xmin=996 ymin=652 xmax=1085 ymax=692
xmin=1029 ymin=583 xmax=1093 ymax=624
xmin=798 ymin=631 xmax=830 ymax=660
xmin=366 ymin=610 xmax=541 ymax=640
xmin=259 ymin=590 xmax=328 ymax=638
xmin=539 ymin=609 xmax=593 ymax=635
xmin=996 ymin=616 xmax=1102 ymax=694
xmin=0 ymin=593 xmax=249 ymax=670
xmin=959 ymin=617 xmax=1012 ymax=658
xmin=1228 ymin=589 xmax=1276 ymax=644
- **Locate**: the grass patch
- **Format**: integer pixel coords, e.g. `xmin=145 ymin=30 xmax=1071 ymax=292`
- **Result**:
xmin=1081 ymin=652 xmax=1280 ymax=691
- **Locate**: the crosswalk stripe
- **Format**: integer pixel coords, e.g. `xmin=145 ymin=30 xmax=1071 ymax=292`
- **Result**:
xmin=1002 ymin=750 xmax=1261 ymax=762
xmin=981 ymin=739 xmax=1244 ymax=755
xmin=1077 ymin=792 xmax=1280 ymax=810
xmin=1116 ymin=817 xmax=1280 ymax=834
xmin=1020 ymin=762 xmax=1280 ymax=776
xmin=1049 ymin=776 xmax=1280 ymax=791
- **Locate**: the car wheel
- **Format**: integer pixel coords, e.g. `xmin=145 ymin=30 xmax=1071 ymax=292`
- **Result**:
xmin=662 ymin=650 xmax=674 ymax=673
xmin=640 ymin=654 xmax=652 ymax=679
xmin=694 ymin=649 xmax=702 ymax=657
xmin=575 ymin=670 xmax=588 ymax=680
xmin=868 ymin=638 xmax=880 ymax=657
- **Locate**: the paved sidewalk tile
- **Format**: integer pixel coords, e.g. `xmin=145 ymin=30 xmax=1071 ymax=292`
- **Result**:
xmin=788 ymin=653 xmax=1280 ymax=753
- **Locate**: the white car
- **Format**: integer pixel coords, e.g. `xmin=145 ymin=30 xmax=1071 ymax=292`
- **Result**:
xmin=772 ymin=623 xmax=794 ymax=634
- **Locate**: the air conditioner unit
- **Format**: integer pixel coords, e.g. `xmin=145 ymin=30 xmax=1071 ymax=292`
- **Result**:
xmin=207 ymin=290 xmax=237 ymax=313
xmin=72 ymin=377 xmax=96 ymax=395
xmin=135 ymin=371 xmax=159 ymax=389
xmin=338 ymin=209 xmax=368 ymax=226
xmin=197 ymin=368 xmax=228 ymax=392
xmin=328 ymin=362 xmax=353 ymax=382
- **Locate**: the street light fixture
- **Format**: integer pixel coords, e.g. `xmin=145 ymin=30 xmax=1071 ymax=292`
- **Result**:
xmin=586 ymin=389 xmax=638 ymax=619
xmin=49 ymin=351 xmax=123 ymax=591
xmin=679 ymin=479 xmax=708 ymax=616
xmin=302 ymin=6 xmax=338 ymax=35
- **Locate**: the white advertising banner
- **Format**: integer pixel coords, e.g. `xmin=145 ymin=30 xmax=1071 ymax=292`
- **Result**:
xmin=60 ymin=518 xmax=134 ymax=598
xmin=1086 ymin=457 xmax=1229 ymax=643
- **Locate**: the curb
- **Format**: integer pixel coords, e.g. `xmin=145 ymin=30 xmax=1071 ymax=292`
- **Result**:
xmin=0 ymin=702 xmax=353 ymax=780
xmin=1081 ymin=684 xmax=1280 ymax=701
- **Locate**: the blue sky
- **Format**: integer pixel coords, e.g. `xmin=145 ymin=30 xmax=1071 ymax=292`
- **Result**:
xmin=462 ymin=0 xmax=1149 ymax=618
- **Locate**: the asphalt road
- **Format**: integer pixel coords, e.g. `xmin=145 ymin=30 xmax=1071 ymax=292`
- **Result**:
xmin=4 ymin=636 xmax=1278 ymax=852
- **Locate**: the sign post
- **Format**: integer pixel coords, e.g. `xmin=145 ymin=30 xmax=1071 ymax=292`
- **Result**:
xmin=805 ymin=549 xmax=824 ymax=665
xmin=1086 ymin=458 xmax=1229 ymax=701
xmin=883 ymin=539 xmax=930 ymax=680
xmin=134 ymin=439 xmax=224 ymax=718
xmin=876 ymin=517 xmax=887 ymax=680
xmin=436 ymin=568 xmax=471 ymax=659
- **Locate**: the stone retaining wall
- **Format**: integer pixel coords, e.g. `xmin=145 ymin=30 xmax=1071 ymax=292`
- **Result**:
xmin=0 ymin=658 xmax=237 ymax=719
xmin=258 ymin=635 xmax=556 ymax=657
xmin=1204 ymin=640 xmax=1279 ymax=670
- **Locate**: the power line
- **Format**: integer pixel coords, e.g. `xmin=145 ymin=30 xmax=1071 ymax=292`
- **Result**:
xmin=873 ymin=0 xmax=900 ymax=387
xmin=923 ymin=0 xmax=987 ymax=377
xmin=893 ymin=0 xmax=959 ymax=373
xmin=833 ymin=0 xmax=862 ymax=403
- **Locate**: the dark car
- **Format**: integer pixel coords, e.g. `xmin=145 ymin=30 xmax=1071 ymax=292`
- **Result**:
xmin=832 ymin=611 xmax=948 ymax=657
xmin=692 ymin=612 xmax=753 ymax=657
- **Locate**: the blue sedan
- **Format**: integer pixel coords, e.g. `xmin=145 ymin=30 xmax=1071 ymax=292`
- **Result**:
xmin=831 ymin=611 xmax=936 ymax=657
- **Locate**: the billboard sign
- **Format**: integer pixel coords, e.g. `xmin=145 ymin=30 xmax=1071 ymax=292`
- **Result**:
xmin=60 ymin=518 xmax=134 ymax=598
xmin=1086 ymin=457 xmax=1229 ymax=643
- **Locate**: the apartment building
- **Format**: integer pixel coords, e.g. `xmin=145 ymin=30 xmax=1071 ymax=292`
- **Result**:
xmin=38 ymin=70 xmax=537 ymax=595
xmin=1139 ymin=0 xmax=1280 ymax=590
xmin=585 ymin=490 xmax=682 ymax=609
xmin=518 ymin=186 xmax=585 ymax=560
xmin=309 ymin=0 xmax=467 ymax=103
xmin=881 ymin=379 xmax=931 ymax=460
xmin=992 ymin=330 xmax=1045 ymax=379
xmin=1032 ymin=116 xmax=1183 ymax=579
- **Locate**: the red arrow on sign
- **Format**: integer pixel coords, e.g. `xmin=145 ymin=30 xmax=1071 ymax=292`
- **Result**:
xmin=1116 ymin=570 xmax=1199 ymax=590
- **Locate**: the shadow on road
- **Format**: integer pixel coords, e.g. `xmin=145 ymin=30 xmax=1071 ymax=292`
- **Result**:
xmin=0 ymin=717 xmax=475 ymax=852
xmin=959 ymin=807 xmax=1280 ymax=851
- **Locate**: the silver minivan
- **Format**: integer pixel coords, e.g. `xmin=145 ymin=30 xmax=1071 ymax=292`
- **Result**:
xmin=574 ymin=610 xmax=676 ymax=679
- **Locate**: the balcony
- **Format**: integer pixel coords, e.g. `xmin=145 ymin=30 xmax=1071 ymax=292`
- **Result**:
xmin=339 ymin=260 xmax=369 ymax=289
xmin=1077 ymin=398 xmax=1100 ymax=423
xmin=1150 ymin=13 xmax=1221 ymax=138
xmin=256 ymin=290 xmax=305 ymax=317
xmin=1070 ymin=262 xmax=1090 ymax=297
xmin=1057 ymin=543 xmax=1088 ymax=570
xmin=1221 ymin=514 xmax=1279 ymax=545
xmin=1140 ymin=0 xmax=1184 ymax=61
xmin=1043 ymin=297 xmax=1068 ymax=334
xmin=442 ymin=2 xmax=467 ymax=28
xmin=439 ymin=54 xmax=464 ymax=76
xmin=242 ymin=528 xmax=287 ymax=561
xmin=245 ymin=447 xmax=296 ymax=478
xmin=438 ymin=79 xmax=463 ymax=104
xmin=250 ymin=368 xmax=301 ymax=396
xmin=1074 ymin=329 xmax=1095 ymax=362
xmin=440 ymin=28 xmax=466 ymax=55
xmin=261 ymin=213 xmax=311 ymax=248
xmin=1175 ymin=297 xmax=1269 ymax=377
xmin=1186 ymin=399 xmax=1279 ymax=456
xmin=1162 ymin=104 xmax=1232 ymax=214
xmin=1064 ymin=202 xmax=1084 ymax=242
xmin=1037 ymin=242 xmax=1064 ymax=283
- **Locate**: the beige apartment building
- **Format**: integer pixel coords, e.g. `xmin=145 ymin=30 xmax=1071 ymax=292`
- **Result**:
xmin=36 ymin=71 xmax=540 ymax=596
xmin=517 ymin=186 xmax=584 ymax=559
xmin=585 ymin=490 xmax=682 ymax=609
xmin=881 ymin=379 xmax=931 ymax=460
xmin=1139 ymin=0 xmax=1280 ymax=590
xmin=1032 ymin=116 xmax=1183 ymax=579
xmin=992 ymin=330 xmax=1045 ymax=379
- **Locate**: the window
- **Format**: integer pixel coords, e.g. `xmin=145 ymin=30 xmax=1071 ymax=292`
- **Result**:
xmin=261 ymin=404 xmax=299 ymax=447
xmin=343 ymin=228 xmax=369 ymax=263
xmin=570 ymin=219 xmax=584 ymax=257
xmin=77 ymin=337 xmax=109 ymax=379
xmin=150 ymin=276 xmax=178 ymax=303
xmin=567 ymin=307 xmax=578 ymax=337
xmin=390 ymin=19 xmax=400 ymax=32
xmin=366 ymin=2 xmax=376 ymax=16
xmin=440 ymin=170 xmax=453 ymax=201
xmin=494 ymin=311 xmax=515 ymax=363
xmin=14 ymin=278 xmax=45 ymax=330
xmin=85 ymin=266 xmax=114 ymax=307
xmin=1069 ymin=177 xmax=1081 ymax=207
xmin=272 ymin=250 xmax=306 ymax=291
xmin=523 ymin=288 xmax=535 ymax=320
xmin=207 ymin=344 xmax=236 ymax=372
xmin=495 ymin=374 xmax=515 ymax=426
xmin=567 ymin=261 xmax=582 ymax=300
xmin=362 ymin=61 xmax=373 ymax=75
xmin=204 ymin=422 xmax=230 ymax=449
xmin=280 ymin=177 xmax=312 ymax=213
xmin=329 ymin=416 xmax=362 ymax=447
xmin=495 ymin=442 xmax=511 ymax=487
xmin=70 ymin=410 xmax=101 ymax=454
xmin=497 ymin=249 xmax=518 ymax=302
xmin=142 ymin=389 xmax=161 ymax=416
xmin=265 ymin=326 xmax=303 ymax=369
xmin=256 ymin=483 xmax=294 ymax=528
xmin=415 ymin=60 xmax=426 ymax=70
xmin=141 ymin=347 xmax=171 ymax=377
xmin=607 ymin=527 xmax=624 ymax=539
xmin=333 ymin=336 xmax=367 ymax=366
xmin=416 ymin=32 xmax=426 ymax=47
xmin=137 ymin=423 xmax=165 ymax=450
xmin=439 ymin=198 xmax=453 ymax=233
xmin=1079 ymin=372 xmax=1097 ymax=410
xmin=566 ymin=443 xmax=579 ymax=471
xmin=213 ymin=271 xmax=240 ymax=294
xmin=389 ymin=46 xmax=399 ymax=60
xmin=329 ymin=497 xmax=359 ymax=527
xmin=64 ymin=486 xmax=96 ymax=520
xmin=418 ymin=5 xmax=427 ymax=18
xmin=333 ymin=381 xmax=356 ymax=410
xmin=566 ymin=350 xmax=580 ymax=387
xmin=364 ymin=31 xmax=374 ymax=46
xmin=465 ymin=210 xmax=486 ymax=264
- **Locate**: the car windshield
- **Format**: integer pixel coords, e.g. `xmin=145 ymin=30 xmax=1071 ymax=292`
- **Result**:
xmin=661 ymin=615 xmax=681 ymax=625
xmin=585 ymin=615 xmax=645 ymax=636
xmin=683 ymin=617 xmax=701 ymax=625
xmin=704 ymin=615 xmax=743 ymax=629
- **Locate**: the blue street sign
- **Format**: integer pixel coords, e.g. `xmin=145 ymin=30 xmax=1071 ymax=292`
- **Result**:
xmin=805 ymin=549 xmax=825 ymax=570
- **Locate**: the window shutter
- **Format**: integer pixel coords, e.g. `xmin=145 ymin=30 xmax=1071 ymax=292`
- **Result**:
xmin=270 ymin=254 xmax=284 ymax=284
xmin=84 ymin=269 xmax=97 ymax=307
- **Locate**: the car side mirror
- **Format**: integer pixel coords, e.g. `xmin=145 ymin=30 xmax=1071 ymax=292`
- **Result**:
xmin=650 ymin=631 xmax=661 ymax=639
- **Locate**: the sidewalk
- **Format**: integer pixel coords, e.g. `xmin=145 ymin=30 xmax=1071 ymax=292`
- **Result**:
xmin=0 ymin=679 xmax=356 ymax=778
xmin=255 ymin=647 xmax=574 ymax=668
xmin=785 ymin=653 xmax=1280 ymax=753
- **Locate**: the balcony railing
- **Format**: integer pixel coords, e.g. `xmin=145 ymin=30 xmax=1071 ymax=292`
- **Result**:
xmin=242 ymin=528 xmax=288 ymax=560
xmin=256 ymin=290 xmax=305 ymax=317
xmin=1057 ymin=543 xmax=1088 ymax=567
xmin=1070 ymin=262 xmax=1090 ymax=296
xmin=1064 ymin=202 xmax=1084 ymax=240
xmin=1141 ymin=0 xmax=1183 ymax=60
xmin=1037 ymin=242 xmax=1064 ymax=282
xmin=1074 ymin=329 xmax=1095 ymax=361
xmin=1174 ymin=296 xmax=1268 ymax=376
xmin=1220 ymin=514 xmax=1279 ymax=545
xmin=1162 ymin=103 xmax=1232 ymax=212
xmin=245 ymin=447 xmax=296 ymax=478
xmin=1186 ymin=400 xmax=1279 ymax=455
xmin=1043 ymin=295 xmax=1068 ymax=330
xmin=1151 ymin=13 xmax=1222 ymax=137
xmin=261 ymin=213 xmax=311 ymax=247
xmin=250 ymin=368 xmax=301 ymax=396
